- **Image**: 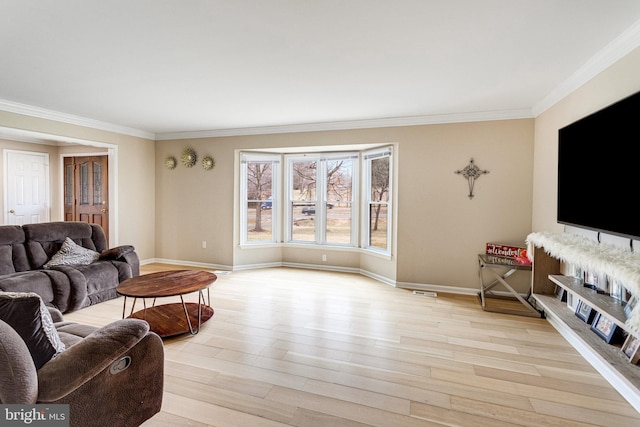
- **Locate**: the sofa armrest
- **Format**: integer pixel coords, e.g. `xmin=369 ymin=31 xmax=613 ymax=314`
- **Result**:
xmin=121 ymin=251 xmax=140 ymax=276
xmin=100 ymin=245 xmax=139 ymax=276
xmin=99 ymin=245 xmax=134 ymax=261
xmin=44 ymin=265 xmax=88 ymax=312
xmin=36 ymin=319 xmax=150 ymax=401
xmin=46 ymin=306 xmax=64 ymax=323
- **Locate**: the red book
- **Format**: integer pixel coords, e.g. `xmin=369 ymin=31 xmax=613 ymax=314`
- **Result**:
xmin=486 ymin=243 xmax=528 ymax=262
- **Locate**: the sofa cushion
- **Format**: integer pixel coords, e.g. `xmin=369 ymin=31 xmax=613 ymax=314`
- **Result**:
xmin=44 ymin=238 xmax=99 ymax=269
xmin=0 ymin=245 xmax=15 ymax=275
xmin=69 ymin=262 xmax=120 ymax=308
xmin=24 ymin=222 xmax=102 ymax=269
xmin=0 ymin=271 xmax=57 ymax=308
xmin=0 ymin=225 xmax=30 ymax=274
xmin=0 ymin=292 xmax=65 ymax=370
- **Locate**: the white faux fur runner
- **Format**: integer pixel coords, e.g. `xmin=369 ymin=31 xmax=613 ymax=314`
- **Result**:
xmin=526 ymin=231 xmax=640 ymax=333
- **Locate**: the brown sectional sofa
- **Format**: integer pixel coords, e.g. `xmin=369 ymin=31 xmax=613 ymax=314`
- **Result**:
xmin=0 ymin=221 xmax=139 ymax=313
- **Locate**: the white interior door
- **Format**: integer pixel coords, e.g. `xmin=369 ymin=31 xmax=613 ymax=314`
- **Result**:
xmin=4 ymin=150 xmax=50 ymax=225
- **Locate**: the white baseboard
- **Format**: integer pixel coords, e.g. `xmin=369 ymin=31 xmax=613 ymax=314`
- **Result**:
xmin=142 ymin=258 xmax=480 ymax=296
xmin=281 ymin=262 xmax=359 ymax=274
xmin=396 ymin=281 xmax=479 ymax=296
xmin=359 ymin=269 xmax=396 ymax=287
xmin=143 ymin=258 xmax=233 ymax=272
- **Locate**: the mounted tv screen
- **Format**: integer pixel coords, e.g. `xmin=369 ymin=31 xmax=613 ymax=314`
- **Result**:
xmin=557 ymin=90 xmax=640 ymax=240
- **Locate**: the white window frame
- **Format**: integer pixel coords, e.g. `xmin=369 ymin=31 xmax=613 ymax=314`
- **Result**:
xmin=240 ymin=152 xmax=280 ymax=245
xmin=238 ymin=146 xmax=393 ymax=254
xmin=285 ymin=152 xmax=359 ymax=246
xmin=362 ymin=146 xmax=393 ymax=255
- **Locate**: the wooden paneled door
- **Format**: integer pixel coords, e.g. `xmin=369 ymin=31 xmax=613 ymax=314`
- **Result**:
xmin=64 ymin=156 xmax=109 ymax=242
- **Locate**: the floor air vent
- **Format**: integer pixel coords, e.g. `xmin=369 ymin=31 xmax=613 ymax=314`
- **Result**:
xmin=412 ymin=290 xmax=437 ymax=297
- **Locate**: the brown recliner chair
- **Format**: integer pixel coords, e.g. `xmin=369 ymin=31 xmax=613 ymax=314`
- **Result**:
xmin=0 ymin=303 xmax=164 ymax=427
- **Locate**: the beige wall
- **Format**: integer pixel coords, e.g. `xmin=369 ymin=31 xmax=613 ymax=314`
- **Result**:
xmin=4 ymin=40 xmax=638 ymax=292
xmin=532 ymin=46 xmax=640 ymax=234
xmin=0 ymin=112 xmax=156 ymax=260
xmin=158 ymin=118 xmax=534 ymax=291
xmin=0 ymin=81 xmax=552 ymax=294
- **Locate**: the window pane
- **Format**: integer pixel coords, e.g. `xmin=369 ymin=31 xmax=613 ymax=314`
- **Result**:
xmin=290 ymin=160 xmax=317 ymax=242
xmin=246 ymin=202 xmax=272 ymax=242
xmin=80 ymin=162 xmax=89 ymax=205
xmin=65 ymin=164 xmax=73 ymax=205
xmin=369 ymin=204 xmax=388 ymax=249
xmin=326 ymin=158 xmax=353 ymax=245
xmin=370 ymin=157 xmax=389 ymax=202
xmin=291 ymin=160 xmax=317 ymax=203
xmin=327 ymin=159 xmax=353 ymax=202
xmin=326 ymin=202 xmax=351 ymax=244
xmin=247 ymin=162 xmax=272 ymax=201
xmin=93 ymin=161 xmax=102 ymax=205
xmin=291 ymin=202 xmax=315 ymax=242
xmin=245 ymin=161 xmax=274 ymax=243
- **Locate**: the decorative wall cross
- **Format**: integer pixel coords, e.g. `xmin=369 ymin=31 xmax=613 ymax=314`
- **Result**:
xmin=455 ymin=158 xmax=489 ymax=199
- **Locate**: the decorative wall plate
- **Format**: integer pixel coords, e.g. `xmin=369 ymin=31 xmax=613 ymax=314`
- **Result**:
xmin=202 ymin=156 xmax=215 ymax=171
xmin=181 ymin=148 xmax=197 ymax=167
xmin=165 ymin=156 xmax=177 ymax=170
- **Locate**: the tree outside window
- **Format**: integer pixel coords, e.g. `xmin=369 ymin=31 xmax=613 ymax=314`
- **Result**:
xmin=365 ymin=149 xmax=391 ymax=253
xmin=241 ymin=154 xmax=279 ymax=244
xmin=288 ymin=155 xmax=356 ymax=245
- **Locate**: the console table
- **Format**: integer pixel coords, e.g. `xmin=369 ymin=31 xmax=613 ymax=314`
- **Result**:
xmin=477 ymin=254 xmax=539 ymax=317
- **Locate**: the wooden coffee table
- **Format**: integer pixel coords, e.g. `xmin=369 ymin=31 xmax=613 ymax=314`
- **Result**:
xmin=116 ymin=270 xmax=217 ymax=338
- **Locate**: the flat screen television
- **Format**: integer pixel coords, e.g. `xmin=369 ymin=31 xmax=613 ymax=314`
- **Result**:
xmin=557 ymin=90 xmax=640 ymax=240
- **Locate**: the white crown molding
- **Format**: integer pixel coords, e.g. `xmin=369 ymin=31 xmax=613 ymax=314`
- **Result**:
xmin=0 ymin=126 xmax=119 ymax=148
xmin=155 ymin=108 xmax=534 ymax=140
xmin=533 ymin=19 xmax=640 ymax=117
xmin=0 ymin=99 xmax=155 ymax=140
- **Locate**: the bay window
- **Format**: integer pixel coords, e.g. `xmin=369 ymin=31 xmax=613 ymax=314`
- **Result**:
xmin=239 ymin=146 xmax=392 ymax=255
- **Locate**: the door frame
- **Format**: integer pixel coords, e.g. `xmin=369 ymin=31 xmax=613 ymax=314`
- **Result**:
xmin=0 ymin=126 xmax=119 ymax=246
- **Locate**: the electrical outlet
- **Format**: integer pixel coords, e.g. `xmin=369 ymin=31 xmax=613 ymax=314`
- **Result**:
xmin=202 ymin=241 xmax=207 ymax=249
xmin=322 ymin=254 xmax=327 ymax=262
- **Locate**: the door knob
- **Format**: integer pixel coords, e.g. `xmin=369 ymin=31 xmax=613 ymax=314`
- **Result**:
xmin=8 ymin=209 xmax=15 ymax=214
xmin=101 ymin=208 xmax=107 ymax=213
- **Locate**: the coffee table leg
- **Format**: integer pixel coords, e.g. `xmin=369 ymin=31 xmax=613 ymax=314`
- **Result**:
xmin=180 ymin=294 xmax=201 ymax=335
xmin=121 ymin=296 xmax=127 ymax=319
xmin=122 ymin=296 xmax=141 ymax=319
xmin=177 ymin=289 xmax=211 ymax=335
xmin=205 ymin=288 xmax=210 ymax=306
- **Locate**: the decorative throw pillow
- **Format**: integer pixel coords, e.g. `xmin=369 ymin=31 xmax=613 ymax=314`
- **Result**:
xmin=99 ymin=245 xmax=134 ymax=261
xmin=0 ymin=291 xmax=65 ymax=369
xmin=43 ymin=237 xmax=99 ymax=269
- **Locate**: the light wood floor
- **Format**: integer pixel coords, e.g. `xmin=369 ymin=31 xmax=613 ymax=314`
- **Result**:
xmin=63 ymin=264 xmax=640 ymax=426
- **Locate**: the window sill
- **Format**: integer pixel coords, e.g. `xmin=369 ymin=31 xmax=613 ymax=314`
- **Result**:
xmin=239 ymin=241 xmax=392 ymax=260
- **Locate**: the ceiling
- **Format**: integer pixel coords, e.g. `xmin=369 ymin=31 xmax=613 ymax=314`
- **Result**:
xmin=2 ymin=1 xmax=640 ymax=140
